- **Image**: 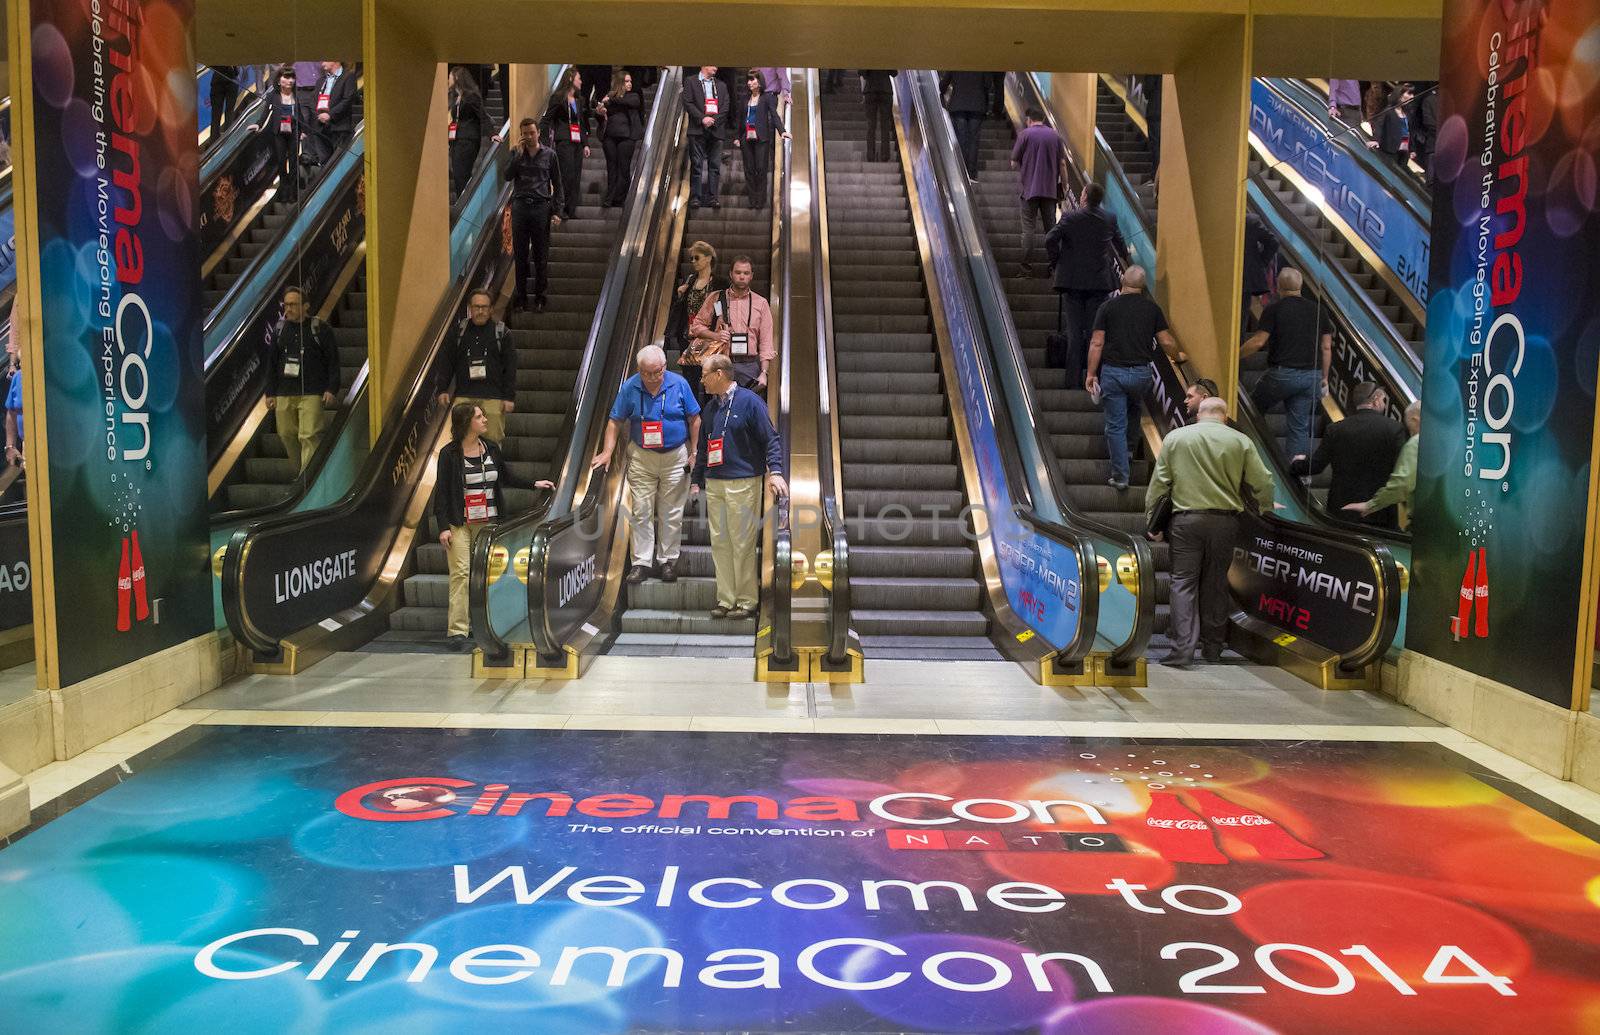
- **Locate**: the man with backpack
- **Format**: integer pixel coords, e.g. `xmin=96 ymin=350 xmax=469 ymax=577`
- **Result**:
xmin=436 ymin=289 xmax=516 ymax=442
xmin=264 ymin=285 xmax=340 ymax=473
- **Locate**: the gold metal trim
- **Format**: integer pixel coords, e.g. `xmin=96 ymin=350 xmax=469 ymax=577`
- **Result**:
xmin=1093 ymin=652 xmax=1147 ymax=687
xmin=1040 ymin=652 xmax=1096 ymax=687
xmin=473 ymin=646 xmax=525 ymax=679
xmin=527 ymin=644 xmax=580 ymax=679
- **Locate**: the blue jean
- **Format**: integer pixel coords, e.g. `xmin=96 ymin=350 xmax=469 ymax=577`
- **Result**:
xmin=1252 ymin=366 xmax=1320 ymax=459
xmin=1100 ymin=364 xmax=1151 ymax=483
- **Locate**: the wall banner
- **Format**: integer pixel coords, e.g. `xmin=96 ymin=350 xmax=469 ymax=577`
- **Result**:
xmin=1409 ymin=0 xmax=1600 ymax=706
xmin=28 ymin=0 xmax=211 ymax=683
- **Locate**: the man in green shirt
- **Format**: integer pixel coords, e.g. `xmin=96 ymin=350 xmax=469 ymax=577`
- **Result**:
xmin=1147 ymin=396 xmax=1275 ymax=667
xmin=1345 ymin=402 xmax=1420 ymax=523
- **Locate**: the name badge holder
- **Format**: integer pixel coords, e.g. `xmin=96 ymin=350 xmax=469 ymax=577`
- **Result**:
xmin=707 ymin=437 xmax=724 ymax=467
xmin=705 ymin=95 xmax=720 ymax=116
xmin=569 ymin=122 xmax=583 ymax=143
xmin=279 ymin=115 xmax=293 ymax=134
xmin=317 ymin=92 xmax=331 ymax=113
xmin=469 ymin=360 xmax=488 ymax=381
xmin=464 ymin=489 xmax=490 ymax=524
xmin=642 ymin=420 xmax=664 ymax=449
xmin=729 ymin=332 xmax=750 ymax=357
xmin=282 ymin=355 xmax=301 ymax=378
xmin=449 ymin=120 xmax=458 ymax=141
xmin=745 ymin=124 xmax=757 ymax=141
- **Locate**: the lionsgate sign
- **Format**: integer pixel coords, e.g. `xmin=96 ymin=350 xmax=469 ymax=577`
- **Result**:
xmin=29 ymin=0 xmax=210 ymax=682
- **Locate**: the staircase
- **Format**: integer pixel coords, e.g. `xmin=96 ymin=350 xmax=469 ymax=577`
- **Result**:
xmin=1095 ymin=80 xmax=1158 ymax=228
xmin=821 ymin=83 xmax=1000 ymax=662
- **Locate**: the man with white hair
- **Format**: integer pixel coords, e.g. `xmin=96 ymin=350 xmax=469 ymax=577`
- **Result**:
xmin=1345 ymin=401 xmax=1421 ymax=524
xmin=1241 ymin=266 xmax=1332 ymax=460
xmin=1147 ymin=395 xmax=1275 ymax=668
xmin=594 ymin=344 xmax=702 ymax=583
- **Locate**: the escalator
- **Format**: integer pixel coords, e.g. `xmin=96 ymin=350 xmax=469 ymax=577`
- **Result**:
xmin=820 ymin=82 xmax=998 ymax=661
xmin=385 ymin=123 xmax=628 ymax=645
xmin=970 ymin=104 xmax=1169 ymax=648
xmin=613 ymin=118 xmax=779 ymax=657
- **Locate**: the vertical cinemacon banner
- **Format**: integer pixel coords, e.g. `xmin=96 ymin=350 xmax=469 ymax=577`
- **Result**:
xmin=30 ymin=0 xmax=209 ymax=684
xmin=1410 ymin=0 xmax=1600 ymax=707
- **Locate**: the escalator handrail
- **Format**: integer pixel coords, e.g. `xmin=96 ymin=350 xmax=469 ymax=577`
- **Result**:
xmin=199 ymin=70 xmax=267 ymax=167
xmin=1271 ymin=78 xmax=1431 ymax=224
xmin=203 ymin=125 xmax=366 ymax=355
xmin=769 ymin=98 xmax=796 ymax=668
xmin=471 ymin=70 xmax=686 ymax=660
xmin=221 ymin=178 xmax=510 ymax=654
xmin=807 ymin=74 xmax=852 ymax=668
xmin=903 ymin=70 xmax=1100 ymax=665
xmin=450 ymin=118 xmax=514 ymax=225
xmin=1246 ymin=170 xmax=1423 ymax=387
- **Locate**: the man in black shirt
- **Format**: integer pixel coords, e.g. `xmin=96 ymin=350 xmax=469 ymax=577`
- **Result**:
xmin=1242 ymin=267 xmax=1331 ymax=459
xmin=436 ymin=289 xmax=516 ymax=442
xmin=1290 ymin=381 xmax=1407 ymax=527
xmin=1085 ymin=266 xmax=1184 ymax=489
xmin=504 ymin=118 xmax=565 ymax=312
xmin=264 ymin=286 xmax=340 ymax=472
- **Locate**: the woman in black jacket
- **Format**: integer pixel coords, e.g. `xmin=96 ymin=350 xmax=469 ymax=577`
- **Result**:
xmin=541 ymin=68 xmax=592 ymax=220
xmin=448 ymin=66 xmax=489 ymax=201
xmin=735 ymin=70 xmax=789 ymax=208
xmin=433 ymin=402 xmax=551 ymax=649
xmin=1370 ymin=84 xmax=1415 ymax=171
xmin=247 ymin=65 xmax=306 ymax=202
xmin=598 ymin=69 xmax=644 ymax=208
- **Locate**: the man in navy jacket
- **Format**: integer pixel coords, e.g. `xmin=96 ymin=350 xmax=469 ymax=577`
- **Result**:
xmin=690 ymin=355 xmax=788 ymax=619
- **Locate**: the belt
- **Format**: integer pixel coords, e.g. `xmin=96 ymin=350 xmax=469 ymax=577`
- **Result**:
xmin=1175 ymin=508 xmax=1240 ymax=516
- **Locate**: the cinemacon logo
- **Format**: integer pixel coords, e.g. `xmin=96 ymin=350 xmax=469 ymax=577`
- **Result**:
xmin=334 ymin=778 xmax=1109 ymax=826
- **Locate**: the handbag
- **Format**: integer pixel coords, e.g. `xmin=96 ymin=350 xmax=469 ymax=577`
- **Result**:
xmin=1146 ymin=493 xmax=1173 ymax=539
xmin=1046 ymin=292 xmax=1074 ymax=374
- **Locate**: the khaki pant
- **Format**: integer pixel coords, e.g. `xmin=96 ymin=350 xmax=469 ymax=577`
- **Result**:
xmin=454 ymin=396 xmax=506 ymax=443
xmin=705 ymin=476 xmax=763 ymax=609
xmin=446 ymin=522 xmax=487 ymax=637
xmin=625 ymin=442 xmax=688 ymax=567
xmin=276 ymin=394 xmax=326 ymax=472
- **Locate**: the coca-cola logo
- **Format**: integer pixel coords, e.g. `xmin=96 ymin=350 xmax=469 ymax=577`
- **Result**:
xmin=1147 ymin=818 xmax=1208 ymax=830
xmin=1210 ymin=815 xmax=1271 ymax=827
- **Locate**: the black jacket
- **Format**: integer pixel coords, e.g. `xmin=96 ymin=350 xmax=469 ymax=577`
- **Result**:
xmin=265 ymin=317 xmax=340 ymax=397
xmin=1373 ymin=90 xmax=1412 ymax=158
xmin=860 ymin=70 xmax=896 ymax=95
xmin=254 ymin=90 xmax=310 ymax=137
xmin=1242 ymin=212 xmax=1280 ymax=296
xmin=735 ymin=92 xmax=786 ymax=144
xmin=449 ymin=91 xmax=488 ymax=153
xmin=438 ymin=318 xmax=516 ymax=402
xmin=433 ymin=438 xmax=529 ymax=530
xmin=683 ymin=75 xmax=732 ymax=139
xmin=310 ymin=68 xmax=358 ymax=134
xmin=1045 ymin=204 xmax=1128 ymax=293
xmin=541 ymin=91 xmax=595 ymax=147
xmin=504 ymin=144 xmax=565 ymax=210
xmin=600 ymin=88 xmax=644 ymax=141
xmin=1289 ymin=408 xmax=1408 ymax=524
xmin=940 ymin=71 xmax=992 ymax=115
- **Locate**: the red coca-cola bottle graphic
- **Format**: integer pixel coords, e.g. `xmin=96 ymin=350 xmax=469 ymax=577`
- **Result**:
xmin=1472 ymin=547 xmax=1488 ymax=638
xmin=116 ymin=537 xmax=133 ymax=632
xmin=1452 ymin=549 xmax=1476 ymax=640
xmin=1143 ymin=791 xmax=1226 ymax=864
xmin=129 ymin=529 xmax=149 ymax=621
xmin=1189 ymin=789 xmax=1324 ymax=861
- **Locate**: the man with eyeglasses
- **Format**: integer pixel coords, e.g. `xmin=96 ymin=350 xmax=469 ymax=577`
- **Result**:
xmin=264 ymin=286 xmax=340 ymax=472
xmin=437 ymin=289 xmax=516 ymax=442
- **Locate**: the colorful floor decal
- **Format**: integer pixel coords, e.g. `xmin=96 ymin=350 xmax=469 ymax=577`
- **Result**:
xmin=2 ymin=727 xmax=1599 ymax=1033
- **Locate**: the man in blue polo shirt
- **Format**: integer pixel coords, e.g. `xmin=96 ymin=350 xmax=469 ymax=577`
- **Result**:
xmin=594 ymin=344 xmax=701 ymax=583
xmin=690 ymin=355 xmax=788 ymax=619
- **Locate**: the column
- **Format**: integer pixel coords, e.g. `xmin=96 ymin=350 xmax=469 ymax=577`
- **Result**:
xmin=362 ymin=0 xmax=451 ymax=428
xmin=1153 ymin=18 xmax=1252 ymax=408
xmin=1048 ymin=73 xmax=1099 ymax=179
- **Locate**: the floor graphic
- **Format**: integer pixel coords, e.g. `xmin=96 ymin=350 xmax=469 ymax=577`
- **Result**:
xmin=2 ymin=727 xmax=1599 ymax=1033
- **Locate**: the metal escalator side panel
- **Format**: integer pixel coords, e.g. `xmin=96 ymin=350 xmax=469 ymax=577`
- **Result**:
xmin=892 ymin=72 xmax=1094 ymax=677
xmin=804 ymin=73 xmax=860 ymax=674
xmin=759 ymin=84 xmax=798 ymax=673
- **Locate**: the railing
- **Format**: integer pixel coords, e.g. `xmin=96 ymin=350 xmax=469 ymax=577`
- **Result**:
xmin=766 ymin=90 xmax=797 ymax=671
xmin=900 ymin=71 xmax=1100 ymax=672
xmin=807 ymin=79 xmax=854 ymax=670
xmin=922 ymin=71 xmax=1154 ymax=670
xmin=470 ymin=69 xmax=687 ymax=665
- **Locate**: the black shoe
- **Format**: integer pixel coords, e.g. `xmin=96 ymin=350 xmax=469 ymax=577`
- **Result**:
xmin=709 ymin=198 xmax=721 ymax=209
xmin=1201 ymin=645 xmax=1224 ymax=664
xmin=726 ymin=605 xmax=753 ymax=620
xmin=658 ymin=560 xmax=677 ymax=583
xmin=511 ymin=296 xmax=529 ymax=312
xmin=710 ymin=605 xmax=731 ymax=619
xmin=1159 ymin=650 xmax=1193 ymax=669
xmin=533 ymin=297 xmax=547 ymax=313
xmin=626 ymin=564 xmax=649 ymax=584
xmin=447 ymin=634 xmax=470 ymax=653
xmin=688 ymin=198 xmax=702 ymax=210
xmin=1108 ymin=477 xmax=1129 ymax=491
